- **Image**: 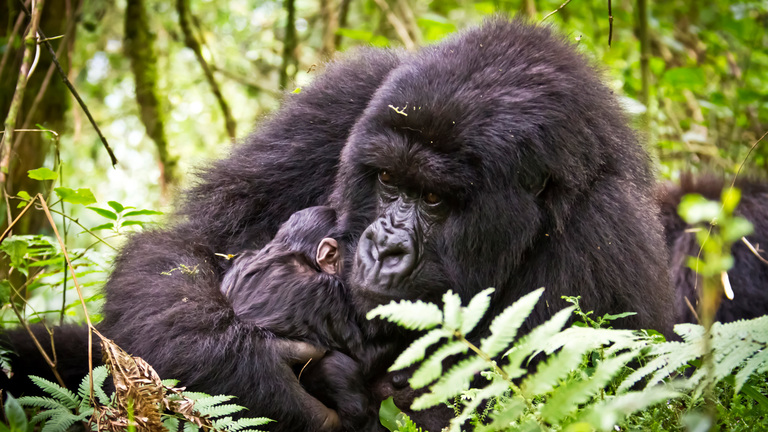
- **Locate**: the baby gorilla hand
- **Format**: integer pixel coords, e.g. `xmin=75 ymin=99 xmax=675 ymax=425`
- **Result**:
xmin=300 ymin=351 xmax=382 ymax=432
xmin=273 ymin=339 xmax=341 ymax=432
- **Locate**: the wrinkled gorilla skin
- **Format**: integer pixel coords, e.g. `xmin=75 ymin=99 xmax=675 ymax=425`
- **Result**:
xmin=97 ymin=49 xmax=405 ymax=432
xmin=221 ymin=206 xmax=385 ymax=432
xmin=659 ymin=174 xmax=768 ymax=323
xmin=333 ymin=19 xmax=674 ymax=338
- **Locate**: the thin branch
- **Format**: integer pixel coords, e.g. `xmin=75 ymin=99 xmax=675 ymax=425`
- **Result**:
xmin=741 ymin=237 xmax=768 ymax=266
xmin=38 ymin=194 xmax=97 ymax=400
xmin=15 ymin=0 xmax=82 ymax=149
xmin=372 ymin=0 xmax=415 ymax=50
xmin=731 ymin=130 xmax=768 ymax=189
xmin=17 ymin=0 xmax=118 ymax=167
xmin=607 ymin=0 xmax=613 ymax=47
xmin=176 ymin=0 xmax=237 ymax=141
xmin=280 ymin=0 xmax=298 ymax=88
xmin=542 ymin=0 xmax=574 ymax=22
xmin=2 ymin=0 xmax=45 ymax=185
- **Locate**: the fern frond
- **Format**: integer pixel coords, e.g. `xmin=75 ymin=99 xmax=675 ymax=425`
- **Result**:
xmin=220 ymin=416 xmax=273 ymax=432
xmin=520 ymin=348 xmax=583 ymax=397
xmin=29 ymin=407 xmax=63 ymax=425
xmin=188 ymin=394 xmax=235 ymax=409
xmin=410 ymin=341 xmax=468 ymax=388
xmin=40 ymin=410 xmax=87 ymax=432
xmin=17 ymin=396 xmax=64 ymax=410
xmin=198 ymin=403 xmax=245 ymax=418
xmin=443 ymin=290 xmax=463 ymax=331
xmin=503 ymin=306 xmax=575 ymax=367
xmin=460 ymin=288 xmax=495 ymax=334
xmin=163 ymin=416 xmax=180 ymax=432
xmin=540 ymin=351 xmax=636 ymax=423
xmin=76 ymin=365 xmax=111 ymax=405
xmin=390 ymin=328 xmax=450 ymax=371
xmin=367 ymin=299 xmax=443 ymax=330
xmin=412 ymin=357 xmax=486 ymax=410
xmin=479 ymin=288 xmax=544 ymax=358
xmin=448 ymin=380 xmax=510 ymax=432
xmin=28 ymin=375 xmax=79 ymax=410
xmin=578 ymin=386 xmax=680 ymax=431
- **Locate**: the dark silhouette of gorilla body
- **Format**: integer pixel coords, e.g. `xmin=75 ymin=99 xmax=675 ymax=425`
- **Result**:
xmin=659 ymin=174 xmax=768 ymax=323
xmin=4 ymin=18 xmax=677 ymax=432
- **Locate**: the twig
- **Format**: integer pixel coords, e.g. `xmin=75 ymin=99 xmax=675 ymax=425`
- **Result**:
xmin=730 ymin=130 xmax=768 ymax=189
xmin=38 ymin=194 xmax=97 ymax=401
xmin=279 ymin=0 xmax=298 ymax=88
xmin=2 ymin=0 xmax=45 ymax=185
xmin=17 ymin=0 xmax=118 ymax=167
xmin=607 ymin=0 xmax=614 ymax=47
xmin=542 ymin=0 xmax=574 ymax=22
xmin=176 ymin=0 xmax=237 ymax=141
xmin=741 ymin=237 xmax=768 ymax=266
xmin=1 ymin=193 xmax=66 ymax=388
xmin=372 ymin=0 xmax=415 ymax=50
xmin=15 ymin=0 xmax=81 ymax=150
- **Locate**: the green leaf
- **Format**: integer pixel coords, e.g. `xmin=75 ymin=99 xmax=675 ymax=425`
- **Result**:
xmin=91 ymin=222 xmax=115 ymax=231
xmin=379 ymin=397 xmax=401 ymax=432
xmin=4 ymin=393 xmax=28 ymax=432
xmin=120 ymin=220 xmax=145 ymax=228
xmin=0 ymin=280 xmax=10 ymax=304
xmin=17 ymin=190 xmax=32 ymax=201
xmin=390 ymin=328 xmax=449 ymax=371
xmin=480 ymin=288 xmax=544 ymax=357
xmin=442 ymin=290 xmax=462 ymax=331
xmin=412 ymin=357 xmax=486 ymax=410
xmin=28 ymin=375 xmax=79 ymax=409
xmin=87 ymin=206 xmax=117 ymax=220
xmin=367 ymin=299 xmax=443 ymax=331
xmin=460 ymin=287 xmax=494 ymax=334
xmin=1 ymin=237 xmax=28 ymax=268
xmin=678 ymin=194 xmax=719 ymax=224
xmin=123 ymin=209 xmax=163 ymax=217
xmin=292 ymin=87 xmax=302 ymax=94
xmin=28 ymin=167 xmax=58 ymax=181
xmin=54 ymin=187 xmax=97 ymax=206
xmin=107 ymin=200 xmax=125 ymax=213
xmin=410 ymin=341 xmax=467 ymax=389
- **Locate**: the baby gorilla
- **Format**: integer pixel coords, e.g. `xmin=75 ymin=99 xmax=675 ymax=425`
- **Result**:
xmin=221 ymin=206 xmax=379 ymax=431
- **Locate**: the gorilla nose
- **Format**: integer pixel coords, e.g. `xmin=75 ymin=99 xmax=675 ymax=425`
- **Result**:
xmin=356 ymin=221 xmax=417 ymax=290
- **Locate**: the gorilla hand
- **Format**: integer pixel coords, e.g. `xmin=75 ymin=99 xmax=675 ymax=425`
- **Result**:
xmin=274 ymin=340 xmax=341 ymax=432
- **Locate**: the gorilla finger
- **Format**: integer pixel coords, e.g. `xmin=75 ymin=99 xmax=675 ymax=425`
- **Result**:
xmin=274 ymin=339 xmax=327 ymax=365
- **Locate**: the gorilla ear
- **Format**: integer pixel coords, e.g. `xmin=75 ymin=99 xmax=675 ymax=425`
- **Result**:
xmin=316 ymin=238 xmax=339 ymax=274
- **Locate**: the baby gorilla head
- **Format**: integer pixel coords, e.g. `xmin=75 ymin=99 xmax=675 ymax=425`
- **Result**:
xmin=221 ymin=206 xmax=360 ymax=353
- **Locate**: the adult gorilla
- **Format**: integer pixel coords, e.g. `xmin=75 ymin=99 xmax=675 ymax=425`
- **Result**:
xmin=7 ymin=18 xmax=675 ymax=432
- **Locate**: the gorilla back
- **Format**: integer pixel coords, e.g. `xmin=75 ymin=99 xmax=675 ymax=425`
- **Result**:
xmin=334 ymin=18 xmax=676 ymax=337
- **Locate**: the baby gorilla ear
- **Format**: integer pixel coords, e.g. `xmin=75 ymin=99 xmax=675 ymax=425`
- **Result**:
xmin=316 ymin=238 xmax=340 ymax=274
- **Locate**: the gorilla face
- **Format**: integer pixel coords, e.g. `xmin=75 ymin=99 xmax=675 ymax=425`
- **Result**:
xmin=334 ymin=19 xmax=672 ymax=335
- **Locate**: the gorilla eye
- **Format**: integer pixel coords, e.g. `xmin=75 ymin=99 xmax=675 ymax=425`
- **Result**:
xmin=424 ymin=192 xmax=442 ymax=205
xmin=378 ymin=170 xmax=393 ymax=185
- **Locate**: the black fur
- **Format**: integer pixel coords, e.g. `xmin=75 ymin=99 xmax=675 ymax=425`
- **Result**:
xmin=221 ymin=206 xmax=384 ymax=431
xmin=658 ymin=174 xmax=768 ymax=323
xmin=3 ymin=18 xmax=678 ymax=432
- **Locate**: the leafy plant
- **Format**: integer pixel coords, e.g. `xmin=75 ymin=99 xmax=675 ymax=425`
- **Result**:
xmin=14 ymin=364 xmax=272 ymax=432
xmin=369 ymin=288 xmax=677 ymax=431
